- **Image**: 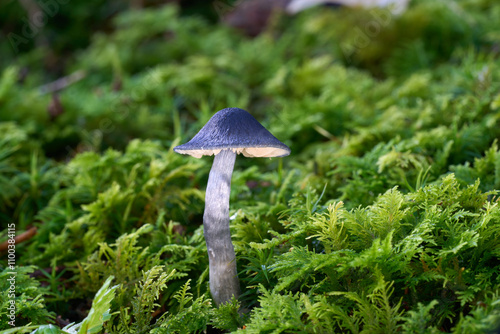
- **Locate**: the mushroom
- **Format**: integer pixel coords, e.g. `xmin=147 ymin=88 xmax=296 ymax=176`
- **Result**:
xmin=174 ymin=107 xmax=290 ymax=305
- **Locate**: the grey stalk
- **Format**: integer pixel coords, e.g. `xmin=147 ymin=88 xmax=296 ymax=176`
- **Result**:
xmin=203 ymin=149 xmax=240 ymax=305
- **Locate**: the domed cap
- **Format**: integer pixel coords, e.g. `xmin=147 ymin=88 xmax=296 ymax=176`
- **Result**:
xmin=174 ymin=108 xmax=290 ymax=158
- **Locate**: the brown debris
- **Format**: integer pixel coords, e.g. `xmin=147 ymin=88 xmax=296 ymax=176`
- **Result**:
xmin=0 ymin=226 xmax=37 ymax=252
xmin=222 ymin=0 xmax=291 ymax=37
xmin=48 ymin=93 xmax=64 ymax=121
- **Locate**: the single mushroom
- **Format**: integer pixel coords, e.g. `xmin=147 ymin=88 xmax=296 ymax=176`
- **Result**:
xmin=174 ymin=107 xmax=290 ymax=305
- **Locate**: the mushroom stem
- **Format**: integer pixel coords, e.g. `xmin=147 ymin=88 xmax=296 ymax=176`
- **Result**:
xmin=204 ymin=149 xmax=240 ymax=305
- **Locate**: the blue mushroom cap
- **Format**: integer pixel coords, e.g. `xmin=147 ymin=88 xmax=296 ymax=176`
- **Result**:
xmin=174 ymin=108 xmax=290 ymax=158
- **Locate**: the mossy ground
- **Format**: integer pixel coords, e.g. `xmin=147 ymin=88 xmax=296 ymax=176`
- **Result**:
xmin=1 ymin=1 xmax=500 ymax=333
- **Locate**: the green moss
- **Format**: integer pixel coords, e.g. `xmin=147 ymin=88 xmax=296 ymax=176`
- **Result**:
xmin=1 ymin=1 xmax=500 ymax=332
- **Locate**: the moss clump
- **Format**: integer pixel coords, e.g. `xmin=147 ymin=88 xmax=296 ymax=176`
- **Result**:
xmin=1 ymin=1 xmax=500 ymax=333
